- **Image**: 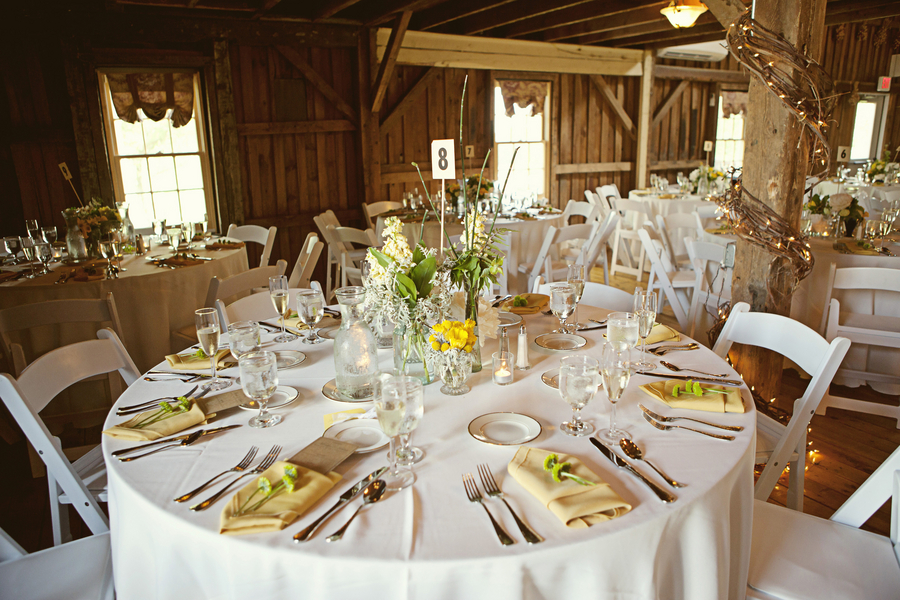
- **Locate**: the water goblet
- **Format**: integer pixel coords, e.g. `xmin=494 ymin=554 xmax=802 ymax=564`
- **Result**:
xmin=297 ymin=289 xmax=325 ymax=344
xmin=229 ymin=320 xmax=261 ymax=385
xmin=166 ymin=227 xmax=183 ymax=254
xmin=3 ymin=237 xmax=23 ymax=264
xmin=269 ymin=276 xmax=297 ymax=343
xmin=20 ymin=238 xmax=38 ymax=279
xmin=110 ymin=230 xmax=127 ymax=272
xmin=239 ymin=351 xmax=282 ymax=428
xmin=633 ymin=290 xmax=658 ymax=371
xmin=549 ymin=283 xmax=576 ymax=334
xmin=567 ymin=263 xmax=587 ymax=331
xmin=799 ymin=209 xmax=811 ymax=236
xmin=598 ymin=342 xmax=633 ymax=444
xmin=865 ymin=220 xmax=879 ymax=242
xmin=99 ymin=239 xmax=117 ymax=279
xmin=377 ymin=375 xmax=421 ymax=491
xmin=606 ymin=311 xmax=638 ymax=352
xmin=41 ymin=226 xmax=57 ymax=245
xmin=558 ymin=354 xmax=600 ymax=437
xmin=181 ymin=222 xmax=195 ymax=250
xmin=153 ymin=219 xmax=167 ymax=243
xmin=25 ymin=219 xmax=40 ymax=241
xmin=35 ymin=242 xmax=53 ymax=275
xmin=194 ymin=307 xmax=231 ymax=392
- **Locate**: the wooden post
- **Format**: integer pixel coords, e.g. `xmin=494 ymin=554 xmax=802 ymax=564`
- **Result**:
xmin=358 ymin=29 xmax=382 ymax=205
xmin=635 ymin=49 xmax=654 ymax=188
xmin=712 ymin=0 xmax=827 ymax=401
xmin=212 ymin=39 xmax=244 ymax=229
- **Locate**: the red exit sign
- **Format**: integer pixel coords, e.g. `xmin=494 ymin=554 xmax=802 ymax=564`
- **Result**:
xmin=878 ymin=76 xmax=891 ymax=92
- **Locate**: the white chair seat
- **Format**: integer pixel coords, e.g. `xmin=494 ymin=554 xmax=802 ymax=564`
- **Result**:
xmin=749 ymin=500 xmax=900 ymax=600
xmin=754 ymin=413 xmax=798 ymax=465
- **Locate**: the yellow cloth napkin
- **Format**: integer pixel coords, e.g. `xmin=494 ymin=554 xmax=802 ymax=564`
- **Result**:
xmin=102 ymin=402 xmax=207 ymax=441
xmin=165 ymin=348 xmax=232 ymax=370
xmin=501 ymin=293 xmax=549 ymax=315
xmin=279 ymin=312 xmax=339 ymax=335
xmin=846 ymin=242 xmax=881 ymax=256
xmin=640 ymin=380 xmax=745 ymax=413
xmin=706 ymin=225 xmax=733 ymax=235
xmin=323 ymin=408 xmax=366 ymax=430
xmin=219 ymin=461 xmax=341 ymax=535
xmin=507 ymin=447 xmax=632 ymax=529
xmin=605 ymin=323 xmax=679 ymax=345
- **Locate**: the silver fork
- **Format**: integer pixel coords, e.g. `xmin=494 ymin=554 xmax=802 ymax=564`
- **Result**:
xmin=190 ymin=445 xmax=282 ymax=511
xmin=462 ymin=473 xmax=515 ymax=546
xmin=639 ymin=404 xmax=744 ymax=432
xmin=642 ymin=411 xmax=735 ymax=441
xmin=477 ymin=464 xmax=543 ymax=544
xmin=173 ymin=446 xmax=259 ymax=503
xmin=648 ymin=344 xmax=699 ymax=356
xmin=117 ymin=385 xmax=199 ymax=414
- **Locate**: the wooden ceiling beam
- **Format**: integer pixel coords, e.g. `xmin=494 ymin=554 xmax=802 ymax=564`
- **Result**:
xmin=608 ymin=22 xmax=724 ymax=48
xmin=412 ymin=0 xmax=515 ymax=31
xmin=363 ymin=0 xmax=438 ymax=27
xmin=276 ymin=45 xmax=359 ymax=124
xmin=445 ymin=0 xmax=597 ymax=36
xmin=252 ymin=0 xmax=283 ymax=19
xmin=371 ymin=11 xmax=413 ymax=113
xmin=539 ymin=3 xmax=670 ymax=42
xmin=380 ymin=67 xmax=440 ymax=132
xmin=314 ymin=0 xmax=364 ymax=19
xmin=824 ymin=3 xmax=900 ymax=25
xmin=488 ymin=0 xmax=659 ymax=39
xmin=574 ymin=12 xmax=718 ymax=45
xmin=654 ymin=65 xmax=749 ymax=82
xmin=823 ymin=0 xmax=899 ymax=16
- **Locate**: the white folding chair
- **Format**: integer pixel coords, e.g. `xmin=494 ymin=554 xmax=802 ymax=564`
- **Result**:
xmin=746 ymin=444 xmax=900 ymax=600
xmin=314 ymin=210 xmax=356 ymax=300
xmin=576 ymin=211 xmax=619 ymax=285
xmin=288 ymin=233 xmax=324 ymax=289
xmin=637 ymin=227 xmax=694 ymax=331
xmin=685 ymin=238 xmax=733 ymax=340
xmin=362 ymin=201 xmax=403 ymax=230
xmin=326 ymin=225 xmax=378 ymax=291
xmin=713 ymin=302 xmax=851 ymax=511
xmin=225 ymin=224 xmax=277 ymax=267
xmin=610 ymin=197 xmax=651 ymax=281
xmin=599 ymin=183 xmax=621 ymax=203
xmin=0 ymin=528 xmax=114 ymax=600
xmin=0 ymin=329 xmax=139 ymax=545
xmin=519 ymin=223 xmax=595 ymax=293
xmin=655 ymin=212 xmax=698 ymax=270
xmin=817 ymin=265 xmax=900 ymax=428
xmin=534 ymin=278 xmax=634 ymax=312
xmin=561 ymin=199 xmax=601 ymax=225
xmin=217 ymin=287 xmax=320 ymax=325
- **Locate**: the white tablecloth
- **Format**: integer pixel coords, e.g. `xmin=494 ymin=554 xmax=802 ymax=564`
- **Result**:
xmin=103 ymin=305 xmax=755 ymax=600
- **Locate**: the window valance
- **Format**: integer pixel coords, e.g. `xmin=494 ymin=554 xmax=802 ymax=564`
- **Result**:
xmin=721 ymin=91 xmax=748 ymax=119
xmin=498 ymin=80 xmax=548 ymax=117
xmin=106 ymin=72 xmax=194 ymax=127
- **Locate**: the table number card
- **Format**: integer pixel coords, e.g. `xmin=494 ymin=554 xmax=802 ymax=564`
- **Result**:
xmin=431 ymin=139 xmax=456 ymax=180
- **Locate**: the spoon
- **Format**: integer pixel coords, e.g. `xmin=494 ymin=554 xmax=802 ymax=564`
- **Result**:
xmin=660 ymin=360 xmax=728 ymax=378
xmin=648 ymin=343 xmax=699 ymax=356
xmin=326 ymin=480 xmax=387 ymax=542
xmin=619 ymin=439 xmax=686 ymax=488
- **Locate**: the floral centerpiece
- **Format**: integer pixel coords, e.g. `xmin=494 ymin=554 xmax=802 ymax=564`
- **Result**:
xmin=446 ymin=176 xmax=493 ymax=209
xmin=62 ymin=198 xmax=121 ymax=258
xmin=689 ymin=166 xmax=725 ymax=194
xmin=866 ymin=148 xmax=900 ymax=183
xmin=428 ymin=319 xmax=476 ymax=395
xmin=804 ymin=192 xmax=867 ymax=236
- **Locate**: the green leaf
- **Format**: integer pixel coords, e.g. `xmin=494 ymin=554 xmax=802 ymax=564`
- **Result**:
xmin=369 ymin=248 xmax=392 ymax=269
xmin=412 ymin=244 xmax=426 ymax=264
xmin=396 ymin=273 xmax=417 ymax=301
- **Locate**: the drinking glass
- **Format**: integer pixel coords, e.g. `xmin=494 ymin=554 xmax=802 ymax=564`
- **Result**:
xmin=41 ymin=226 xmax=57 ymax=245
xmin=166 ymin=227 xmax=183 ymax=253
xmin=194 ymin=307 xmax=231 ymax=392
xmin=35 ymin=242 xmax=53 ymax=275
xmin=799 ymin=209 xmax=811 ymax=235
xmin=110 ymin=230 xmax=127 ymax=272
xmin=879 ymin=215 xmax=893 ymax=249
xmin=3 ymin=237 xmax=23 ymax=264
xmin=549 ymin=283 xmax=576 ymax=334
xmin=567 ymin=263 xmax=587 ymax=331
xmin=865 ymin=220 xmax=879 ymax=241
xmin=606 ymin=311 xmax=638 ymax=352
xmin=20 ymin=238 xmax=37 ymax=279
xmin=229 ymin=320 xmax=261 ymax=385
xmin=297 ymin=289 xmax=325 ymax=344
xmin=269 ymin=276 xmax=297 ymax=343
xmin=558 ymin=354 xmax=600 ymax=437
xmin=598 ymin=342 xmax=633 ymax=443
xmin=239 ymin=351 xmax=282 ymax=428
xmin=99 ymin=239 xmax=116 ymax=279
xmin=153 ymin=219 xmax=167 ymax=243
xmin=181 ymin=222 xmax=195 ymax=250
xmin=633 ymin=290 xmax=658 ymax=371
xmin=377 ymin=375 xmax=421 ymax=491
xmin=25 ymin=219 xmax=40 ymax=241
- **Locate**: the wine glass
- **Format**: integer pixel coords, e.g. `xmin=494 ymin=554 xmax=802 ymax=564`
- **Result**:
xmin=20 ymin=238 xmax=37 ymax=279
xmin=25 ymin=219 xmax=40 ymax=241
xmin=606 ymin=311 xmax=638 ymax=352
xmin=229 ymin=320 xmax=261 ymax=385
xmin=167 ymin=227 xmax=183 ymax=254
xmin=377 ymin=375 xmax=421 ymax=491
xmin=598 ymin=342 xmax=633 ymax=443
xmin=269 ymin=276 xmax=297 ymax=343
xmin=194 ymin=307 xmax=231 ymax=392
xmin=181 ymin=221 xmax=194 ymax=250
xmin=567 ymin=264 xmax=586 ymax=331
xmin=549 ymin=283 xmax=576 ymax=334
xmin=239 ymin=351 xmax=282 ymax=428
xmin=633 ymin=290 xmax=658 ymax=371
xmin=3 ymin=237 xmax=23 ymax=264
xmin=558 ymin=354 xmax=600 ymax=437
xmin=153 ymin=219 xmax=167 ymax=243
xmin=35 ymin=242 xmax=53 ymax=275
xmin=99 ymin=239 xmax=117 ymax=279
xmin=110 ymin=230 xmax=127 ymax=272
xmin=391 ymin=371 xmax=426 ymax=466
xmin=41 ymin=226 xmax=57 ymax=245
xmin=297 ymin=289 xmax=325 ymax=344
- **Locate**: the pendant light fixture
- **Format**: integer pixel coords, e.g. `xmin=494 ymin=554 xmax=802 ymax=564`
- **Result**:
xmin=661 ymin=0 xmax=708 ymax=28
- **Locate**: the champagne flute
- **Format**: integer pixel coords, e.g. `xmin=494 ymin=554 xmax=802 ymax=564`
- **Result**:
xmin=377 ymin=376 xmax=421 ymax=491
xmin=269 ymin=276 xmax=297 ymax=343
xmin=181 ymin=221 xmax=194 ymax=250
xmin=110 ymin=230 xmax=127 ymax=272
xmin=633 ymin=290 xmax=657 ymax=371
xmin=606 ymin=311 xmax=638 ymax=352
xmin=25 ymin=219 xmax=40 ymax=241
xmin=99 ymin=239 xmax=116 ymax=279
xmin=153 ymin=219 xmax=166 ymax=244
xmin=167 ymin=227 xmax=183 ymax=254
xmin=567 ymin=264 xmax=586 ymax=331
xmin=598 ymin=342 xmax=633 ymax=443
xmin=558 ymin=354 xmax=600 ymax=437
xmin=229 ymin=320 xmax=261 ymax=385
xmin=549 ymin=283 xmax=576 ymax=334
xmin=194 ymin=308 xmax=231 ymax=392
xmin=20 ymin=238 xmax=37 ymax=279
xmin=297 ymin=289 xmax=325 ymax=344
xmin=239 ymin=351 xmax=282 ymax=428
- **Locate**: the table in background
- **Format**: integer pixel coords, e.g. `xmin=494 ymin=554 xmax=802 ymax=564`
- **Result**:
xmin=103 ymin=305 xmax=755 ymax=600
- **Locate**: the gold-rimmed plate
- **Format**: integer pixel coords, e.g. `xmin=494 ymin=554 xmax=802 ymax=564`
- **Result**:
xmin=274 ymin=350 xmax=306 ymax=370
xmin=535 ymin=333 xmax=587 ymax=351
xmin=541 ymin=368 xmax=559 ymax=389
xmin=468 ymin=412 xmax=542 ymax=446
xmin=323 ymin=419 xmax=390 ymax=453
xmin=498 ymin=311 xmax=523 ymax=329
xmin=322 ymin=379 xmax=375 ymax=403
xmin=238 ymin=385 xmax=299 ymax=411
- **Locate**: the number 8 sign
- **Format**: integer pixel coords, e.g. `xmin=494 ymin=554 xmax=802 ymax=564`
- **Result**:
xmin=431 ymin=139 xmax=456 ymax=180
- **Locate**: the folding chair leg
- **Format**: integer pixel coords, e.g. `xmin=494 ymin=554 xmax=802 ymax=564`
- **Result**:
xmin=48 ymin=474 xmax=71 ymax=546
xmin=786 ymin=439 xmax=806 ymax=511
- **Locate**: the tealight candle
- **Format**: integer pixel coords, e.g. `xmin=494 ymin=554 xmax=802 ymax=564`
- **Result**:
xmin=493 ymin=351 xmax=514 ymax=385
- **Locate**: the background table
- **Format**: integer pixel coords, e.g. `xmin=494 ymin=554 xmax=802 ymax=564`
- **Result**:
xmin=103 ymin=305 xmax=755 ymax=600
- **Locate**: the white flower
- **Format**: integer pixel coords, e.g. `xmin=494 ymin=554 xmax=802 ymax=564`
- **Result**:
xmin=828 ymin=193 xmax=853 ymax=213
xmin=689 ymin=169 xmax=700 ymax=183
xmin=462 ymin=209 xmax=488 ymax=252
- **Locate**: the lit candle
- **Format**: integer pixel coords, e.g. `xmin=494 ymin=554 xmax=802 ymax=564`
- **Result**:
xmin=493 ymin=351 xmax=514 ymax=385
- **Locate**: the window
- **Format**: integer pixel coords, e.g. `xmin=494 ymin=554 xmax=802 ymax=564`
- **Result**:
xmin=99 ymin=72 xmax=214 ymax=230
xmin=493 ymin=82 xmax=549 ymax=198
xmin=850 ymin=94 xmax=889 ymax=161
xmin=713 ymin=92 xmax=745 ymax=172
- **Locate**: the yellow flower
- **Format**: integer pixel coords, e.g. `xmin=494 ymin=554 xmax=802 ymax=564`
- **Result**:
xmin=464 ymin=345 xmax=473 ymax=353
xmin=441 ymin=343 xmax=450 ymax=352
xmin=431 ymin=342 xmax=441 ymax=351
xmin=428 ymin=334 xmax=436 ymax=343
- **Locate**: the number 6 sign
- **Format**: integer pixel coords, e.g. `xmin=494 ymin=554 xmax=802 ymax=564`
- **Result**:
xmin=431 ymin=139 xmax=456 ymax=180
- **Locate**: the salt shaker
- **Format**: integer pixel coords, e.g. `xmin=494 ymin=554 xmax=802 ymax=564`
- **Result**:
xmin=516 ymin=324 xmax=531 ymax=370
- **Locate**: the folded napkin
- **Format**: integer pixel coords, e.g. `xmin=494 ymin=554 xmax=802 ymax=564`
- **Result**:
xmin=102 ymin=402 xmax=207 ymax=441
xmin=658 ymin=193 xmax=677 ymax=199
xmin=205 ymin=241 xmax=245 ymax=251
xmin=220 ymin=461 xmax=341 ymax=535
xmin=163 ymin=256 xmax=204 ymax=267
xmin=705 ymin=225 xmax=733 ymax=235
xmin=605 ymin=323 xmax=678 ymax=345
xmin=501 ymin=293 xmax=549 ymax=315
xmin=846 ymin=241 xmax=882 ymax=256
xmin=279 ymin=311 xmax=339 ymax=335
xmin=640 ymin=380 xmax=744 ymax=413
xmin=165 ymin=348 xmax=232 ymax=370
xmin=508 ymin=447 xmax=632 ymax=529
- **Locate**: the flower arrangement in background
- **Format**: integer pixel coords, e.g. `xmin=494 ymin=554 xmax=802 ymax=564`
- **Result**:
xmin=446 ymin=176 xmax=493 ymax=204
xmin=63 ymin=198 xmax=121 ymax=246
xmin=804 ymin=192 xmax=866 ymax=221
xmin=689 ymin=166 xmax=725 ymax=194
xmin=866 ymin=147 xmax=900 ymax=182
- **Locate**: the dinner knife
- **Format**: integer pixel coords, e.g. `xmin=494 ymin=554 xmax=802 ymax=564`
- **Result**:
xmin=633 ymin=371 xmax=743 ymax=387
xmin=293 ymin=466 xmax=389 ymax=542
xmin=116 ymin=387 xmax=212 ymax=416
xmin=110 ymin=424 xmax=242 ymax=458
xmin=590 ymin=438 xmax=677 ymax=503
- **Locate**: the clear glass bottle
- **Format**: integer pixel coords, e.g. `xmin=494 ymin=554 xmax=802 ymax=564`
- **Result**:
xmin=334 ymin=286 xmax=379 ymax=400
xmin=117 ymin=202 xmax=135 ymax=245
xmin=62 ymin=211 xmax=87 ymax=261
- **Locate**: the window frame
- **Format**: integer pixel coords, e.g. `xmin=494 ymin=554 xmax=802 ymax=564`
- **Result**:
xmin=849 ymin=93 xmax=890 ymax=162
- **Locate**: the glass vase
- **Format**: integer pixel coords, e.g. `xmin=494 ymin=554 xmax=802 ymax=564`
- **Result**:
xmin=464 ymin=282 xmax=483 ymax=373
xmin=62 ymin=211 xmax=87 ymax=262
xmin=393 ymin=321 xmax=434 ymax=385
xmin=333 ymin=286 xmax=379 ymax=400
xmin=433 ymin=350 xmax=472 ymax=395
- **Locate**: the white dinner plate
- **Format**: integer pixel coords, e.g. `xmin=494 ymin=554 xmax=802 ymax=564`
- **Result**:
xmin=238 ymin=385 xmax=300 ymax=411
xmin=319 ymin=326 xmax=339 ymax=341
xmin=498 ymin=311 xmax=523 ymax=329
xmin=535 ymin=333 xmax=587 ymax=351
xmin=322 ymin=379 xmax=375 ymax=403
xmin=323 ymin=419 xmax=390 ymax=453
xmin=274 ymin=350 xmax=306 ymax=370
xmin=468 ymin=412 xmax=542 ymax=446
xmin=541 ymin=368 xmax=559 ymax=389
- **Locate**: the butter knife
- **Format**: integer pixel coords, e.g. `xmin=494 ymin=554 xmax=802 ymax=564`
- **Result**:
xmin=110 ymin=424 xmax=242 ymax=458
xmin=590 ymin=438 xmax=677 ymax=503
xmin=293 ymin=466 xmax=389 ymax=542
xmin=633 ymin=371 xmax=742 ymax=387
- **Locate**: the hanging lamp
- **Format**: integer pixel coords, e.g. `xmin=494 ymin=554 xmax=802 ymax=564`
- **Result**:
xmin=660 ymin=0 xmax=708 ymax=28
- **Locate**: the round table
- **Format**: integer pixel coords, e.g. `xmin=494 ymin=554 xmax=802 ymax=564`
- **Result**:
xmin=102 ymin=305 xmax=755 ymax=600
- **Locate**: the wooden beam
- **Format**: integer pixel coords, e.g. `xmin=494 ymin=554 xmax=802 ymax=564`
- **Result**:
xmin=654 ymin=65 xmax=749 ymax=83
xmin=610 ymin=22 xmax=725 ymax=48
xmin=576 ymin=13 xmax=718 ymax=45
xmin=413 ymin=0 xmax=515 ymax=30
xmin=212 ymin=39 xmax=244 ymax=229
xmin=358 ymin=29 xmax=381 ymax=203
xmin=588 ymin=75 xmax=636 ymax=138
xmin=450 ymin=0 xmax=596 ymax=36
xmin=375 ymin=28 xmax=643 ymax=76
xmin=315 ymin=0 xmax=364 ymax=19
xmin=540 ymin=3 xmax=670 ymax=42
xmin=371 ymin=11 xmax=412 ymax=114
xmin=253 ymin=0 xmax=284 ymax=19
xmin=276 ymin=45 xmax=358 ymax=125
xmin=702 ymin=0 xmax=745 ymax=28
xmin=381 ymin=157 xmax=489 ymax=183
xmin=364 ymin=0 xmax=436 ymax=27
xmin=644 ymin=31 xmax=734 ymax=50
xmin=553 ymin=161 xmax=633 ymax=175
xmin=824 ymin=2 xmax=900 ymax=25
xmin=651 ymin=80 xmax=690 ymax=128
xmin=649 ymin=159 xmax=703 ymax=170
xmin=495 ymin=0 xmax=661 ymax=39
xmin=635 ymin=50 xmax=654 ymax=189
xmin=380 ymin=67 xmax=439 ymax=132
xmin=237 ymin=120 xmax=357 ymax=135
